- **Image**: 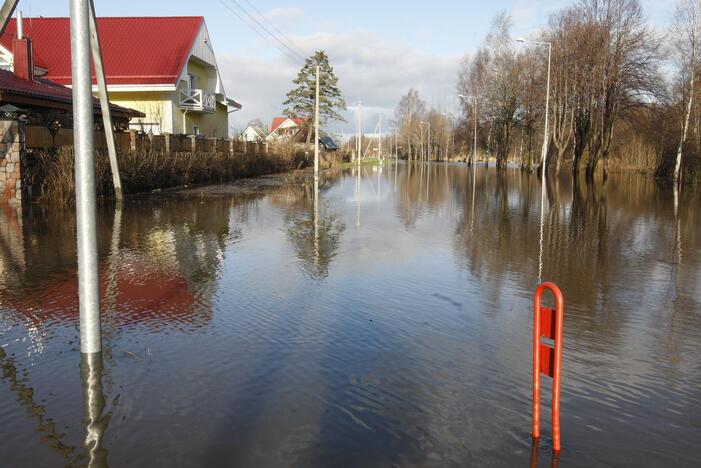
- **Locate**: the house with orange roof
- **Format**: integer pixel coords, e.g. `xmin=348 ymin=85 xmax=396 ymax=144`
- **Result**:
xmin=0 ymin=16 xmax=241 ymax=137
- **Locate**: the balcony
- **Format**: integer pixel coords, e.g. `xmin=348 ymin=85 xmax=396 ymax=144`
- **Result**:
xmin=179 ymin=89 xmax=217 ymax=113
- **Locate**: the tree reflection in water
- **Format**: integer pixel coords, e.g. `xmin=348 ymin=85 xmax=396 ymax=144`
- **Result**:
xmin=284 ymin=175 xmax=346 ymax=280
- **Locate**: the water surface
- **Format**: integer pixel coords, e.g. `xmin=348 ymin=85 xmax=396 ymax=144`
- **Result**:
xmin=1 ymin=164 xmax=700 ymax=467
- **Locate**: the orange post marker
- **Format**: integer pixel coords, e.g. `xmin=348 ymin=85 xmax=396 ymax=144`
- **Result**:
xmin=532 ymin=282 xmax=564 ymax=453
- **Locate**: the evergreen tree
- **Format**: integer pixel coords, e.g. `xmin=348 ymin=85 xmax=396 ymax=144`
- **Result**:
xmin=283 ymin=51 xmax=347 ymax=141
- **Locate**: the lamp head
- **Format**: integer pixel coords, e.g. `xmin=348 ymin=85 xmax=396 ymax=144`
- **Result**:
xmin=516 ymin=37 xmax=527 ymax=43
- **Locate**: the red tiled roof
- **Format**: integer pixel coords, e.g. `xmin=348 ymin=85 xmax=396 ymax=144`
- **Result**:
xmin=0 ymin=17 xmax=203 ymax=86
xmin=270 ymin=117 xmax=306 ymax=134
xmin=0 ymin=69 xmax=143 ymax=117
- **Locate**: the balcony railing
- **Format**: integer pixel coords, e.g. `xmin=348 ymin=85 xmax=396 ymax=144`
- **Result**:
xmin=179 ymin=89 xmax=217 ymax=113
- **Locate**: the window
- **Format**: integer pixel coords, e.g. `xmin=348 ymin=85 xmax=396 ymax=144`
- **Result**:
xmin=188 ymin=73 xmax=197 ymax=90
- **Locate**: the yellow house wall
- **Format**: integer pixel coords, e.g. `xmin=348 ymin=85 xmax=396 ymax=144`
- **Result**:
xmin=105 ymin=91 xmax=174 ymax=133
xmin=103 ymin=57 xmax=229 ymax=137
xmin=172 ymin=59 xmax=229 ymax=137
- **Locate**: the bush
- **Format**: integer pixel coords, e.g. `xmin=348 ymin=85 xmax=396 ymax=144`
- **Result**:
xmin=25 ymin=144 xmax=308 ymax=205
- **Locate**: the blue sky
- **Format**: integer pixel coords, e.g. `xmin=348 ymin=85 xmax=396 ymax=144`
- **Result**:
xmin=18 ymin=0 xmax=674 ymax=134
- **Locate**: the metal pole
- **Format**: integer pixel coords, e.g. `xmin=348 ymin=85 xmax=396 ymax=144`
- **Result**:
xmin=89 ymin=0 xmax=123 ymax=201
xmin=71 ymin=0 xmax=101 ymax=354
xmin=314 ymin=65 xmax=320 ymax=179
xmin=395 ymin=129 xmax=398 ymax=160
xmin=541 ymin=44 xmax=552 ymax=180
xmin=420 ymin=124 xmax=424 ymax=161
xmin=426 ymin=122 xmax=431 ymax=162
xmin=473 ymin=100 xmax=478 ymax=166
xmin=358 ymin=100 xmax=362 ymax=165
xmin=378 ymin=116 xmax=382 ymax=162
xmin=0 ymin=0 xmax=19 ymax=37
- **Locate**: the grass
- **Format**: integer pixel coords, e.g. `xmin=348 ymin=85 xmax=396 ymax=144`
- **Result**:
xmin=25 ymin=145 xmax=308 ymax=205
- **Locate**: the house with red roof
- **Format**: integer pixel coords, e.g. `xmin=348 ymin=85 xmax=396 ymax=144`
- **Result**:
xmin=0 ymin=23 xmax=143 ymax=206
xmin=265 ymin=117 xmax=307 ymax=142
xmin=0 ymin=16 xmax=241 ymax=137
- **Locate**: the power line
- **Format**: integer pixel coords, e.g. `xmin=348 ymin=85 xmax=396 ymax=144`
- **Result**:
xmin=221 ymin=0 xmax=307 ymax=63
xmin=242 ymin=0 xmax=308 ymax=59
xmin=230 ymin=0 xmax=307 ymax=61
xmin=217 ymin=0 xmax=303 ymax=64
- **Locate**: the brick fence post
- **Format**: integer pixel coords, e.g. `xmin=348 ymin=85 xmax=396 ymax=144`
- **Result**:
xmin=0 ymin=120 xmax=26 ymax=206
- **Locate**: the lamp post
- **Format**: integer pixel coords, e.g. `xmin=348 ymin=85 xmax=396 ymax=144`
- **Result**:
xmin=442 ymin=112 xmax=455 ymax=162
xmin=71 ymin=0 xmax=101 ymax=354
xmin=458 ymin=94 xmax=478 ymax=167
xmin=420 ymin=121 xmax=430 ymax=162
xmin=516 ymin=38 xmax=552 ymax=181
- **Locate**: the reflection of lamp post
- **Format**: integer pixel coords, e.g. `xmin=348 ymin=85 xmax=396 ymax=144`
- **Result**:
xmin=81 ymin=352 xmax=110 ymax=466
xmin=458 ymin=94 xmax=478 ymax=166
xmin=516 ymin=38 xmax=552 ymax=180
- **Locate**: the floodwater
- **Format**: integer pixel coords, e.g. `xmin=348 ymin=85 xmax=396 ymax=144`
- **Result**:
xmin=0 ymin=163 xmax=699 ymax=467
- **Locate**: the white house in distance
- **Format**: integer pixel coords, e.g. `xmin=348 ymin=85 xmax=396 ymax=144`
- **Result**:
xmin=239 ymin=125 xmax=266 ymax=142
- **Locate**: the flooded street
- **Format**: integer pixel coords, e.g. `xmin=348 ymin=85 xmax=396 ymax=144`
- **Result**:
xmin=1 ymin=163 xmax=700 ymax=467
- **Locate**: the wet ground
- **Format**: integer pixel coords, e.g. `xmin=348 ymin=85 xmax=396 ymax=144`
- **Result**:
xmin=0 ymin=163 xmax=700 ymax=467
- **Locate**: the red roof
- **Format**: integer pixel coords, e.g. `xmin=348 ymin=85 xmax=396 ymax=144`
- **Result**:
xmin=270 ymin=117 xmax=306 ymax=134
xmin=0 ymin=17 xmax=203 ymax=86
xmin=0 ymin=69 xmax=142 ymax=117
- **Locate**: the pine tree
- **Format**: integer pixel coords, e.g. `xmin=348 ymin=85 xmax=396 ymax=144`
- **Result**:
xmin=283 ymin=51 xmax=347 ymax=142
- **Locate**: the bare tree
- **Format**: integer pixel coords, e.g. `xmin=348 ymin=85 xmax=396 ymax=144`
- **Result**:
xmin=545 ymin=10 xmax=579 ymax=175
xmin=577 ymin=0 xmax=662 ymax=179
xmin=672 ymin=0 xmax=701 ymax=187
xmin=394 ymin=88 xmax=427 ymax=161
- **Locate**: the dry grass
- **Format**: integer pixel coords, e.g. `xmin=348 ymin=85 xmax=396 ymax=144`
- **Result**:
xmin=25 ymin=144 xmax=308 ymax=205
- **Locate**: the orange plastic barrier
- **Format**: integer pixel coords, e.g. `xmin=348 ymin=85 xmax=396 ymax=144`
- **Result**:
xmin=532 ymin=282 xmax=564 ymax=453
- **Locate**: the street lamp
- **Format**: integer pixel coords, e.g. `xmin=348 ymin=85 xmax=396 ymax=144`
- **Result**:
xmin=516 ymin=37 xmax=552 ymax=181
xmin=458 ymin=94 xmax=478 ymax=167
xmin=441 ymin=112 xmax=455 ymax=162
xmin=420 ymin=121 xmax=431 ymax=162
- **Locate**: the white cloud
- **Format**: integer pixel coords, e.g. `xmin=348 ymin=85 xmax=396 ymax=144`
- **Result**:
xmin=220 ymin=29 xmax=460 ymax=134
xmin=262 ymin=7 xmax=305 ymax=25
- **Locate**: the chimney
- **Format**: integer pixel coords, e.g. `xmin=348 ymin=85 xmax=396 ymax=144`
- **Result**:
xmin=12 ymin=11 xmax=34 ymax=81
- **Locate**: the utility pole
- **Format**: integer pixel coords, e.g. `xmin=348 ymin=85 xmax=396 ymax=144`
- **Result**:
xmin=459 ymin=95 xmax=479 ymax=166
xmin=71 ymin=0 xmax=101 ymax=354
xmin=358 ymin=100 xmax=363 ymax=165
xmin=0 ymin=1 xmax=19 ymax=36
xmin=314 ymin=65 xmax=320 ymax=180
xmin=428 ymin=121 xmax=431 ymax=162
xmin=473 ymin=99 xmax=478 ymax=166
xmin=378 ymin=116 xmax=382 ymax=162
xmin=395 ymin=129 xmax=398 ymax=160
xmin=88 ymin=0 xmax=122 ymax=201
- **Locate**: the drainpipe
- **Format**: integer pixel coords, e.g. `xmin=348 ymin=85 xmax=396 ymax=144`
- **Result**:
xmin=182 ymin=109 xmax=188 ymax=135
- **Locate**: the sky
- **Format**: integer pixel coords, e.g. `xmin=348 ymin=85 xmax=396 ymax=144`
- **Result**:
xmin=17 ymin=0 xmax=674 ymax=135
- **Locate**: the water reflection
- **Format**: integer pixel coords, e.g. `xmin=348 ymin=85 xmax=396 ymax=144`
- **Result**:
xmin=283 ymin=175 xmax=346 ymax=280
xmin=0 ymin=346 xmax=76 ymax=459
xmin=0 ymin=165 xmax=699 ymax=467
xmin=79 ymin=352 xmax=110 ymax=468
xmin=530 ymin=439 xmax=560 ymax=468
